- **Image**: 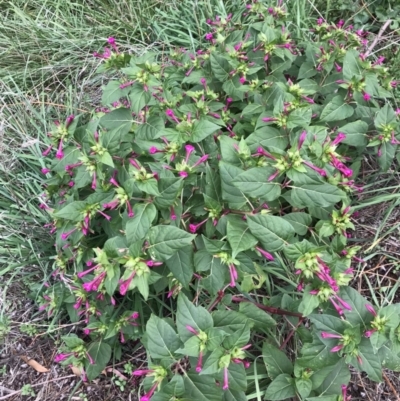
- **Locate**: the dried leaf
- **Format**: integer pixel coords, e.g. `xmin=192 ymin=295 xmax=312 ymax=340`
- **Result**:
xmin=70 ymin=365 xmax=83 ymax=377
xmin=106 ymin=367 xmax=128 ymax=380
xmin=21 ymin=356 xmax=49 ymax=373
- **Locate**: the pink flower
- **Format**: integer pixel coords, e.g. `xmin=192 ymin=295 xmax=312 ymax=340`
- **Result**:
xmin=332 ymin=132 xmax=346 ymax=146
xmin=65 ymin=115 xmax=75 ymax=128
xmin=365 ymin=304 xmax=377 ymax=316
xmin=189 ymin=218 xmax=208 ymax=233
xmin=192 ymin=154 xmax=209 ymax=168
xmin=298 ymin=130 xmax=307 ymax=150
xmin=56 ymin=140 xmax=64 ymax=159
xmin=363 ymin=92 xmax=371 ymax=101
xmin=239 ymin=76 xmax=246 ymax=84
xmin=146 ymin=260 xmax=163 ymax=267
xmin=132 ymin=369 xmax=154 ymax=376
xmin=41 ymin=168 xmax=50 ymax=174
xmin=54 ymin=353 xmax=73 ymax=363
xmin=196 ymin=351 xmax=203 ymax=372
xmin=126 ymin=201 xmax=134 ymax=218
xmin=222 ymin=366 xmax=229 ymax=390
xmin=61 ymin=227 xmax=78 ymax=241
xmin=91 ymin=171 xmax=97 ymax=190
xmin=205 ymin=33 xmax=213 ymax=41
xmin=170 ymin=206 xmax=177 ymax=221
xmin=77 ymin=264 xmax=99 ymax=278
xmin=42 ymin=145 xmax=53 ymax=157
xmin=179 ymin=171 xmax=188 ymax=178
xmin=140 ymin=382 xmax=158 ymax=401
xmin=364 ymin=329 xmax=377 ymax=338
xmin=149 ymin=146 xmax=161 ymax=154
xmin=185 ymin=144 xmax=195 ymax=163
xmin=321 ymin=331 xmax=342 ymax=339
xmin=186 ymin=325 xmax=199 ymax=335
xmin=330 ymin=344 xmax=344 ymax=353
xmin=119 ymin=271 xmax=136 ymax=295
xmin=82 ymin=271 xmax=106 ymax=292
xmin=228 ymin=264 xmax=238 ymax=287
xmin=335 ymin=63 xmax=342 ymax=72
xmin=303 ymin=161 xmax=327 ymax=177
xmin=107 ymin=37 xmax=116 ymax=45
xmin=255 ymin=246 xmax=274 ymax=261
xmin=262 ymin=117 xmax=278 ymax=123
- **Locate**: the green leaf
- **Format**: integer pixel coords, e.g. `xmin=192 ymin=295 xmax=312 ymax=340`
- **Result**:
xmin=295 ymin=378 xmax=312 ymax=399
xmin=340 ymin=287 xmax=374 ymax=329
xmin=191 ymin=119 xmax=220 ymax=142
xmin=298 ymin=289 xmax=320 ymax=316
xmin=290 ymin=183 xmax=344 ymax=208
xmin=100 ymin=107 xmax=132 ymax=131
xmin=247 ymin=214 xmax=295 ymax=252
xmin=287 ymin=107 xmax=312 ymax=129
xmin=52 ymin=146 xmax=81 ymax=173
xmin=356 ymin=338 xmax=383 ymax=382
xmin=101 ymin=80 xmax=126 ymax=104
xmin=146 ymin=315 xmax=182 ymax=360
xmin=201 ymin=348 xmax=225 ymax=375
xmin=298 ymin=61 xmax=317 ymax=79
xmin=239 ymin=303 xmax=276 ymax=330
xmin=339 ymin=121 xmax=368 ymax=147
xmin=223 ymin=325 xmax=250 ymax=349
xmin=282 ymin=212 xmax=312 ymax=236
xmin=129 ymin=84 xmax=151 ymax=114
xmin=265 ymin=374 xmax=296 ymax=400
xmin=126 ymin=203 xmax=157 ymax=244
xmin=226 ymin=217 xmax=258 ymax=257
xmin=148 ymin=226 xmax=196 ymax=261
xmin=154 ymin=178 xmax=183 ymax=209
xmin=210 ymin=53 xmax=232 ymax=81
xmin=201 ymin=257 xmax=226 ymax=295
xmin=320 ymin=96 xmax=354 ymax=122
xmin=99 ymin=151 xmax=114 ymax=167
xmin=262 ymin=343 xmax=293 ymax=379
xmin=166 ymin=246 xmax=194 ymax=288
xmin=232 ymin=167 xmax=282 ymax=201
xmin=378 ymin=141 xmax=396 ymax=172
xmin=136 ymin=115 xmax=165 ymax=140
xmin=343 ymin=49 xmax=363 ymax=81
xmin=246 ymin=126 xmax=288 ymax=154
xmin=54 ymin=201 xmax=86 ymax=221
xmin=183 ymin=373 xmax=223 ymax=401
xmin=136 ymin=179 xmax=161 ymax=196
xmin=86 ymin=342 xmax=112 ymax=381
xmin=309 ymin=314 xmax=349 ymax=336
xmin=176 ymin=293 xmax=213 ymax=342
xmin=374 ymin=104 xmax=396 ymax=127
xmin=219 ymin=363 xmax=247 ymax=391
xmin=314 ymin=359 xmax=350 ymax=395
xmin=219 ymin=161 xmax=247 ymax=208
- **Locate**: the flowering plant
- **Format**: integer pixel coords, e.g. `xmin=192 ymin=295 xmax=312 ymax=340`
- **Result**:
xmin=40 ymin=1 xmax=400 ymax=400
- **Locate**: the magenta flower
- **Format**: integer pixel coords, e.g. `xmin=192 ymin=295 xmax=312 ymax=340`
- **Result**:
xmin=222 ymin=366 xmax=229 ymax=390
xmin=332 ymin=132 xmax=346 ymax=146
xmin=268 ymin=169 xmax=281 ymax=181
xmin=65 ymin=115 xmax=75 ymax=128
xmin=363 ymin=92 xmax=371 ymax=101
xmin=341 ymin=384 xmax=349 ymax=401
xmin=126 ymin=201 xmax=134 ymax=218
xmin=298 ymin=130 xmax=307 ymax=150
xmin=179 ymin=171 xmax=188 ymax=178
xmin=61 ymin=227 xmax=78 ymax=241
xmin=185 ymin=144 xmax=195 ymax=163
xmin=91 ymin=171 xmax=97 ymax=190
xmin=189 ymin=218 xmax=208 ymax=233
xmin=330 ymin=344 xmax=344 ymax=353
xmin=239 ymin=76 xmax=246 ymax=84
xmin=132 ymin=369 xmax=154 ymax=376
xmin=196 ymin=351 xmax=203 ymax=372
xmin=365 ymin=304 xmax=377 ymax=316
xmin=303 ymin=161 xmax=327 ymax=177
xmin=321 ymin=331 xmax=342 ymax=339
xmin=119 ymin=271 xmax=136 ymax=295
xmin=165 ymin=109 xmax=180 ymax=124
xmin=256 ymin=147 xmax=276 ymax=160
xmin=129 ymin=158 xmax=141 ymax=170
xmin=170 ymin=206 xmax=177 ymax=221
xmin=56 ymin=140 xmax=64 ymax=159
xmin=82 ymin=271 xmax=106 ymax=292
xmin=186 ymin=325 xmax=199 ymax=336
xmin=42 ymin=145 xmax=53 ymax=157
xmin=262 ymin=117 xmax=278 ymax=123
xmin=146 ymin=260 xmax=163 ymax=267
xmin=364 ymin=329 xmax=377 ymax=338
xmin=107 ymin=37 xmax=116 ymax=45
xmin=228 ymin=264 xmax=238 ymax=287
xmin=54 ymin=353 xmax=73 ymax=363
xmin=255 ymin=246 xmax=274 ymax=261
xmin=140 ymin=382 xmax=158 ymax=401
xmin=205 ymin=32 xmax=213 ymax=41
xmin=77 ymin=264 xmax=99 ymax=279
xmin=192 ymin=154 xmax=209 ymax=168
xmin=335 ymin=62 xmax=342 ymax=72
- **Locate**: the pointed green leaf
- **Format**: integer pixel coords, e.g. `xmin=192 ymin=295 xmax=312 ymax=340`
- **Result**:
xmin=166 ymin=246 xmax=194 ymax=288
xmin=320 ymin=96 xmax=354 ymax=122
xmin=227 ymin=217 xmax=258 ymax=257
xmin=126 ymin=203 xmax=157 ymax=244
xmin=265 ymin=374 xmax=296 ymax=400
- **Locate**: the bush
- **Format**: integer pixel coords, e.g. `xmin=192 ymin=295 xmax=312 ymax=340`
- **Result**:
xmin=40 ymin=2 xmax=400 ymax=400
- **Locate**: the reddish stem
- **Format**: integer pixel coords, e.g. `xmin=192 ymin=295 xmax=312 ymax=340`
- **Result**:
xmin=279 ymin=317 xmax=304 ymax=350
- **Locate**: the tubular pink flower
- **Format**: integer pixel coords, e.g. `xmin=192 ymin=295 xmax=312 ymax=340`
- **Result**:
xmin=149 ymin=146 xmax=162 ymax=154
xmin=42 ymin=145 xmax=53 ymax=157
xmin=170 ymin=206 xmax=177 ymax=221
xmin=363 ymin=92 xmax=371 ymax=101
xmin=205 ymin=32 xmax=213 ymax=41
xmin=321 ymin=331 xmax=342 ymax=339
xmin=335 ymin=63 xmax=342 ymax=72
xmin=192 ymin=154 xmax=209 ymax=168
xmin=185 ymin=145 xmax=195 ymax=163
xmin=332 ymin=132 xmax=346 ymax=146
xmin=126 ymin=201 xmax=134 ymax=218
xmin=103 ymin=199 xmax=120 ymax=210
xmin=61 ymin=227 xmax=78 ymax=241
xmin=65 ymin=115 xmax=75 ymax=128
xmin=56 ymin=140 xmax=64 ymax=159
xmin=140 ymin=382 xmax=158 ymax=401
xmin=146 ymin=260 xmax=163 ymax=267
xmin=239 ymin=76 xmax=246 ymax=84
xmin=77 ymin=264 xmax=99 ymax=278
xmin=298 ymin=130 xmax=307 ymax=149
xmin=256 ymin=147 xmax=276 ymax=160
xmin=341 ymin=384 xmax=349 ymax=401
xmin=54 ymin=353 xmax=73 ymax=363
xmin=189 ymin=218 xmax=208 ymax=233
xmin=365 ymin=329 xmax=377 ymax=338
xmin=129 ymin=158 xmax=141 ymax=170
xmin=228 ymin=264 xmax=238 ymax=287
xmin=179 ymin=171 xmax=188 ymax=178
xmin=83 ymin=271 xmax=106 ymax=292
xmin=268 ymin=169 xmax=280 ymax=181
xmin=262 ymin=117 xmax=278 ymax=123
xmin=196 ymin=351 xmax=203 ymax=373
xmin=330 ymin=344 xmax=344 ymax=353
xmin=86 ymin=351 xmax=95 ymax=365
xmin=97 ymin=210 xmax=111 ymax=221
xmin=255 ymin=246 xmax=274 ymax=261
xmin=222 ymin=366 xmax=229 ymax=390
xmin=91 ymin=171 xmax=97 ymax=190
xmin=329 ymin=297 xmax=344 ymax=315
xmin=301 ymin=96 xmax=314 ymax=104
xmin=109 ymin=176 xmax=120 ymax=187
xmin=332 ymin=294 xmax=352 ymax=311
xmin=365 ymin=304 xmax=377 ymax=316
xmin=130 ymin=311 xmax=140 ymax=319
xmin=330 ymin=155 xmax=352 ymax=177
xmin=41 ymin=168 xmax=50 ymax=174
xmin=303 ymin=161 xmax=327 ymax=176
xmin=165 ymin=109 xmax=180 ymax=124
xmin=133 ymin=369 xmax=154 ymax=376
xmin=119 ymin=271 xmax=136 ymax=295
xmin=186 ymin=325 xmax=199 ymax=336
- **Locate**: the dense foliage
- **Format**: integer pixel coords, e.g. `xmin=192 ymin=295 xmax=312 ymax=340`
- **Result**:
xmin=39 ymin=2 xmax=400 ymax=400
